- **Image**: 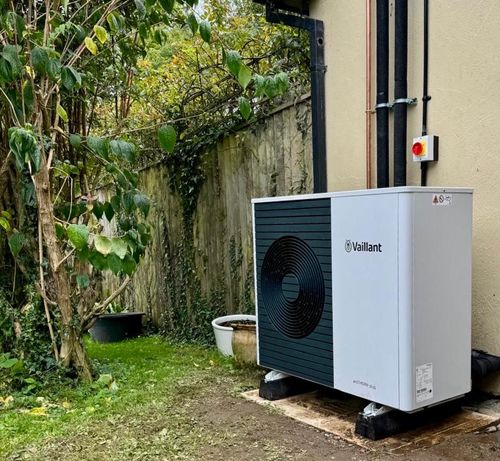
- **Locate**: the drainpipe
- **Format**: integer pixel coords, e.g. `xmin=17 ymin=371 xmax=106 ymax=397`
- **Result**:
xmin=263 ymin=4 xmax=327 ymax=193
xmin=420 ymin=0 xmax=430 ymax=186
xmin=393 ymin=0 xmax=408 ymax=187
xmin=375 ymin=0 xmax=389 ymax=188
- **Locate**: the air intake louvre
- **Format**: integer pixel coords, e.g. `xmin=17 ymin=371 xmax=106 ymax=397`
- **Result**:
xmin=254 ymin=197 xmax=333 ymax=387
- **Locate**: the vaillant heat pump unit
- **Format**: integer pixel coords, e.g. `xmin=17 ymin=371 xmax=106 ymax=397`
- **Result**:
xmin=252 ymin=187 xmax=473 ymax=412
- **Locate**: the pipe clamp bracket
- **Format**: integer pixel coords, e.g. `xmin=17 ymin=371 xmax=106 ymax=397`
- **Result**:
xmin=392 ymin=97 xmax=418 ymax=106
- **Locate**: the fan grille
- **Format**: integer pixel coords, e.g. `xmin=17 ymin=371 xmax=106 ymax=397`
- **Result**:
xmin=260 ymin=236 xmax=325 ymax=339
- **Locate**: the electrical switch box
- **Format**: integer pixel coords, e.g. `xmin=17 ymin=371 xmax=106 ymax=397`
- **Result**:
xmin=412 ymin=135 xmax=439 ymax=162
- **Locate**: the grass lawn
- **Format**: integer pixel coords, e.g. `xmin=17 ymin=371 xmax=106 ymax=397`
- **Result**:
xmin=0 ymin=337 xmax=261 ymax=460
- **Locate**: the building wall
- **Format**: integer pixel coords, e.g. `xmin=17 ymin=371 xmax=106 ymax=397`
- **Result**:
xmin=309 ymin=0 xmax=500 ymax=392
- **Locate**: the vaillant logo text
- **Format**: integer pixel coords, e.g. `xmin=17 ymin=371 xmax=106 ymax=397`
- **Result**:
xmin=345 ymin=240 xmax=382 ymax=253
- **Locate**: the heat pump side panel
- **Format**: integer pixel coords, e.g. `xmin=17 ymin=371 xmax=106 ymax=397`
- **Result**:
xmin=332 ymin=193 xmax=400 ymax=407
xmin=398 ymin=191 xmax=473 ymax=411
xmin=254 ymin=198 xmax=333 ymax=387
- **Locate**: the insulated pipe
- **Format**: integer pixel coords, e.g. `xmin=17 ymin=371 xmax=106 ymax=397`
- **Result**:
xmin=264 ymin=4 xmax=328 ymax=193
xmin=375 ymin=0 xmax=389 ymax=188
xmin=393 ymin=0 xmax=408 ymax=187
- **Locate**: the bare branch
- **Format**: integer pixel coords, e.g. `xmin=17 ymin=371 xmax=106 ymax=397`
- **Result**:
xmin=83 ymin=276 xmax=132 ymax=328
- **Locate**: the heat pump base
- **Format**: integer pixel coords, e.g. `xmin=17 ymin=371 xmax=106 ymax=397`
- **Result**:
xmin=259 ymin=372 xmax=315 ymax=401
xmin=355 ymin=398 xmax=464 ymax=440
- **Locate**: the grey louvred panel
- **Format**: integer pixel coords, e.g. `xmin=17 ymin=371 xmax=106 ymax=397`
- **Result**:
xmin=254 ymin=197 xmax=333 ymax=387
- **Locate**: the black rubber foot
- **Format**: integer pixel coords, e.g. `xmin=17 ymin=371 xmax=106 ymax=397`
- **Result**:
xmin=355 ymin=398 xmax=463 ymax=440
xmin=259 ymin=376 xmax=315 ymax=401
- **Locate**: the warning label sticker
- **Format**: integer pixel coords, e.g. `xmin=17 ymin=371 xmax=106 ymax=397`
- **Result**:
xmin=416 ymin=363 xmax=433 ymax=403
xmin=432 ymin=194 xmax=452 ymax=206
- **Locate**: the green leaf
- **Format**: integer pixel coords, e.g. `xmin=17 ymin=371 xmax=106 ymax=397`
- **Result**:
xmin=134 ymin=193 xmax=151 ymax=218
xmin=8 ymin=127 xmax=40 ymax=173
xmin=89 ymin=251 xmax=107 ymax=270
xmin=84 ymin=37 xmax=98 ymax=55
xmin=158 ymin=0 xmax=175 ymax=13
xmin=122 ymin=255 xmax=137 ymax=276
xmin=0 ymin=358 xmax=19 ymax=369
xmin=55 ymin=223 xmax=65 ymax=240
xmin=56 ymin=103 xmax=69 ymax=123
xmin=87 ymin=136 xmax=108 ymax=158
xmin=69 ymin=134 xmax=82 ymax=148
xmin=254 ymin=74 xmax=266 ymax=97
xmin=94 ymin=235 xmax=112 ymax=255
xmin=6 ymin=12 xmax=25 ymax=38
xmin=274 ymin=71 xmax=289 ymax=94
xmin=92 ymin=202 xmax=104 ymax=219
xmin=238 ymin=97 xmax=252 ymax=120
xmin=123 ymin=192 xmax=136 ymax=213
xmin=47 ymin=59 xmax=61 ymax=80
xmin=106 ymin=12 xmax=125 ymax=35
xmin=186 ymin=13 xmax=198 ymax=34
xmin=110 ymin=195 xmax=121 ymax=212
xmin=2 ymin=45 xmax=23 ymax=79
xmin=109 ymin=140 xmax=136 ymax=163
xmin=76 ymin=274 xmax=90 ymax=288
xmin=225 ymin=50 xmax=241 ymax=77
xmin=93 ymin=25 xmax=108 ymax=44
xmin=157 ymin=125 xmax=176 ymax=153
xmin=238 ymin=64 xmax=252 ymax=90
xmin=138 ymin=22 xmax=149 ymax=40
xmin=67 ymin=224 xmax=89 ymax=250
xmin=61 ymin=66 xmax=81 ymax=91
xmin=134 ymin=0 xmax=146 ymax=17
xmin=0 ymin=216 xmax=10 ymax=232
xmin=111 ymin=238 xmax=128 ymax=259
xmin=199 ymin=20 xmax=211 ymax=43
xmin=107 ymin=253 xmax=122 ymax=274
xmin=103 ymin=202 xmax=115 ymax=221
xmin=31 ymin=47 xmax=50 ymax=75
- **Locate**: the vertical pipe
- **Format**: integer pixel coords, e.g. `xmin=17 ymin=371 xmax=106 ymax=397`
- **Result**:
xmin=365 ymin=0 xmax=373 ymax=189
xmin=394 ymin=0 xmax=408 ymax=187
xmin=421 ymin=0 xmax=430 ymax=186
xmin=376 ymin=0 xmax=389 ymax=188
xmin=264 ymin=6 xmax=327 ymax=193
xmin=309 ymin=20 xmax=327 ymax=193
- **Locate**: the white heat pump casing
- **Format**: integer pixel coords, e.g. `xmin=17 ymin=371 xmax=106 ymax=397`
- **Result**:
xmin=331 ymin=188 xmax=472 ymax=412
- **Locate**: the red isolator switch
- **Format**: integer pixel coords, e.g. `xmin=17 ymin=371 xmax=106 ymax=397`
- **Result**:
xmin=412 ymin=135 xmax=439 ymax=162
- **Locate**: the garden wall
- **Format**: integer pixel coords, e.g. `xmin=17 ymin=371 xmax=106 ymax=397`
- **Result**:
xmin=102 ymin=97 xmax=312 ymax=339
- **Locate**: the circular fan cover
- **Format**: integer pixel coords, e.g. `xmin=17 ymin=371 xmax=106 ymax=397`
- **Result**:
xmin=260 ymin=236 xmax=325 ymax=339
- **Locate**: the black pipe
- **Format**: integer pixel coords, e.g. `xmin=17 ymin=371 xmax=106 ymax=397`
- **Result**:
xmin=420 ymin=0 xmax=430 ymax=186
xmin=376 ymin=0 xmax=390 ymax=188
xmin=471 ymin=350 xmax=500 ymax=378
xmin=393 ymin=0 xmax=408 ymax=187
xmin=264 ymin=5 xmax=327 ymax=193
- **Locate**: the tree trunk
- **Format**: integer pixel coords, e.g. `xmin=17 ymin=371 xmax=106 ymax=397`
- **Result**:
xmin=33 ymin=162 xmax=93 ymax=380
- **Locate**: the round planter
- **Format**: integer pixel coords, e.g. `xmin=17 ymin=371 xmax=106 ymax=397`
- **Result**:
xmin=89 ymin=312 xmax=145 ymax=343
xmin=232 ymin=324 xmax=257 ymax=365
xmin=211 ymin=314 xmax=256 ymax=356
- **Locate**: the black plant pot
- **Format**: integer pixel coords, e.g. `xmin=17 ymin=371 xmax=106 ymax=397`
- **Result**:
xmin=89 ymin=312 xmax=145 ymax=343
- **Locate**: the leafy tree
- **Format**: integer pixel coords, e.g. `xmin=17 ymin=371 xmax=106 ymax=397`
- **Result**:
xmin=0 ymin=0 xmax=212 ymax=380
xmin=0 ymin=0 xmax=299 ymax=380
